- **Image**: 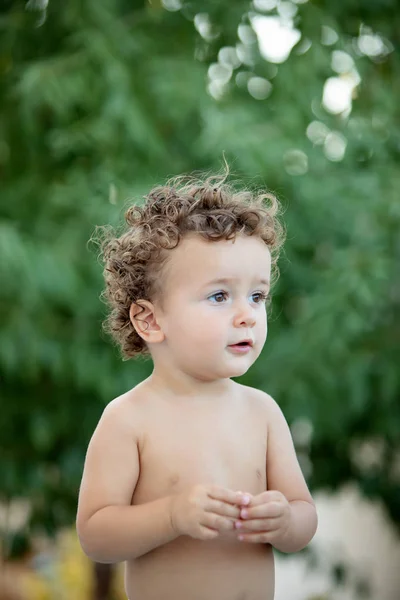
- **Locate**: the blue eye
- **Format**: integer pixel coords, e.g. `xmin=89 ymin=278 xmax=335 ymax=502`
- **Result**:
xmin=208 ymin=291 xmax=228 ymax=303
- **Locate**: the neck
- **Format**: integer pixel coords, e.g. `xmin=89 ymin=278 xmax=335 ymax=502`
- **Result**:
xmin=147 ymin=363 xmax=234 ymax=399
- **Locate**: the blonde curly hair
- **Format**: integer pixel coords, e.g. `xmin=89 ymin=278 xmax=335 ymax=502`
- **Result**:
xmin=97 ymin=171 xmax=285 ymax=359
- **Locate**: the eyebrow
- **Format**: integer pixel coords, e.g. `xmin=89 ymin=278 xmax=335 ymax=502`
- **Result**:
xmin=203 ymin=277 xmax=270 ymax=288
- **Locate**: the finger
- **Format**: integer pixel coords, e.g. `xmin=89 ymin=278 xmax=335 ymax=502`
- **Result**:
xmin=238 ymin=531 xmax=271 ymax=543
xmin=208 ymin=485 xmax=247 ymax=506
xmin=235 ymin=490 xmax=252 ymax=506
xmin=249 ymin=491 xmax=282 ymax=506
xmin=240 ymin=502 xmax=282 ymax=520
xmin=202 ymin=512 xmax=235 ymax=532
xmin=238 ymin=493 xmax=252 ymax=506
xmin=207 ymin=499 xmax=241 ymax=519
xmin=235 ymin=517 xmax=281 ymax=533
xmin=198 ymin=526 xmax=219 ymax=540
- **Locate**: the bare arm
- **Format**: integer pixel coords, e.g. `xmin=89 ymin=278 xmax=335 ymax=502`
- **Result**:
xmin=79 ymin=498 xmax=178 ymax=563
xmin=273 ymin=500 xmax=317 ymax=553
xmin=76 ymin=399 xmax=178 ymax=563
xmin=266 ymin=396 xmax=318 ymax=553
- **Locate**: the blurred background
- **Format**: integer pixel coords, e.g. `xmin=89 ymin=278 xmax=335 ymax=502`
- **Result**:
xmin=1 ymin=0 xmax=399 ymax=599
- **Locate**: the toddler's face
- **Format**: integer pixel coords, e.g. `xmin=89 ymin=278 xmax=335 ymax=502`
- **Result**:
xmin=155 ymin=234 xmax=271 ymax=380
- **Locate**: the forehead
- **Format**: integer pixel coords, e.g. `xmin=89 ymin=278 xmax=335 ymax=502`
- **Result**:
xmin=164 ymin=234 xmax=271 ymax=290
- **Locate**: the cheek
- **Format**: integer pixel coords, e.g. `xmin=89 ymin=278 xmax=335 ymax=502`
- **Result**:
xmin=263 ymin=311 xmax=268 ymax=329
xmin=189 ymin=305 xmax=227 ymax=341
xmin=259 ymin=313 xmax=268 ymax=341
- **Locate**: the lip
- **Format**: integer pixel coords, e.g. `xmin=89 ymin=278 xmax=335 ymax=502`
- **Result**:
xmin=227 ymin=339 xmax=254 ymax=354
xmin=230 ymin=339 xmax=253 ymax=347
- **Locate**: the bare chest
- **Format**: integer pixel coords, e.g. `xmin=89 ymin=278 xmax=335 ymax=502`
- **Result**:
xmin=133 ymin=397 xmax=268 ymax=504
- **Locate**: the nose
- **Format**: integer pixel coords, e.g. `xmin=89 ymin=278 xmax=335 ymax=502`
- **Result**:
xmin=233 ymin=302 xmax=257 ymax=328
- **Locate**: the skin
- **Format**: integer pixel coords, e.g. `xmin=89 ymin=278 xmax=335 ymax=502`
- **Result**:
xmin=76 ymin=234 xmax=317 ymax=600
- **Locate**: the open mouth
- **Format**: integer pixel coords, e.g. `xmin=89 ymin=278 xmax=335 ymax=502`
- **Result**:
xmin=230 ymin=340 xmax=253 ymax=347
xmin=228 ymin=340 xmax=253 ymax=351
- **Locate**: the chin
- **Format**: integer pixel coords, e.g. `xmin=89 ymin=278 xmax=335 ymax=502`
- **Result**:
xmin=229 ymin=366 xmax=251 ymax=378
xmin=221 ymin=362 xmax=252 ymax=379
xmin=198 ymin=358 xmax=253 ymax=381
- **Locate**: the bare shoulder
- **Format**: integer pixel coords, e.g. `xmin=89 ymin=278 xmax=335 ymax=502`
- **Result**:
xmin=235 ymin=385 xmax=313 ymax=503
xmin=235 ymin=382 xmax=282 ymax=418
xmin=101 ymin=382 xmax=149 ymax=435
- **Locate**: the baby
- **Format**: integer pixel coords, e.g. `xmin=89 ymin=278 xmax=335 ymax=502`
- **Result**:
xmin=76 ymin=173 xmax=318 ymax=600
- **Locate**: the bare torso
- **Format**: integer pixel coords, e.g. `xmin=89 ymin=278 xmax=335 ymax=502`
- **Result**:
xmin=125 ymin=382 xmax=274 ymax=600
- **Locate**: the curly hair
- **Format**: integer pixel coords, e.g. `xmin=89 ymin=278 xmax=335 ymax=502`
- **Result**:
xmin=96 ymin=171 xmax=285 ymax=359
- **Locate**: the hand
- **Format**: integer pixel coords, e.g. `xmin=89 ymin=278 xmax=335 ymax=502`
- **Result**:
xmin=234 ymin=490 xmax=291 ymax=544
xmin=170 ymin=484 xmax=246 ymax=541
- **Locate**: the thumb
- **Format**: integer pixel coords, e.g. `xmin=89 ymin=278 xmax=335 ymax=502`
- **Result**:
xmin=236 ymin=491 xmax=253 ymax=506
xmin=249 ymin=491 xmax=277 ymax=506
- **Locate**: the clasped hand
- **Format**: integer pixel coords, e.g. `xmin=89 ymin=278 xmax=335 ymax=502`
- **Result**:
xmin=235 ymin=490 xmax=291 ymax=544
xmin=170 ymin=484 xmax=291 ymax=546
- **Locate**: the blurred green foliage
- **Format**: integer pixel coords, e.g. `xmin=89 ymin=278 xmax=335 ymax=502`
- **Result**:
xmin=1 ymin=0 xmax=399 ymax=556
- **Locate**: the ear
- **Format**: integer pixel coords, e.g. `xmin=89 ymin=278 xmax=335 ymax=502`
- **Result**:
xmin=129 ymin=300 xmax=165 ymax=344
